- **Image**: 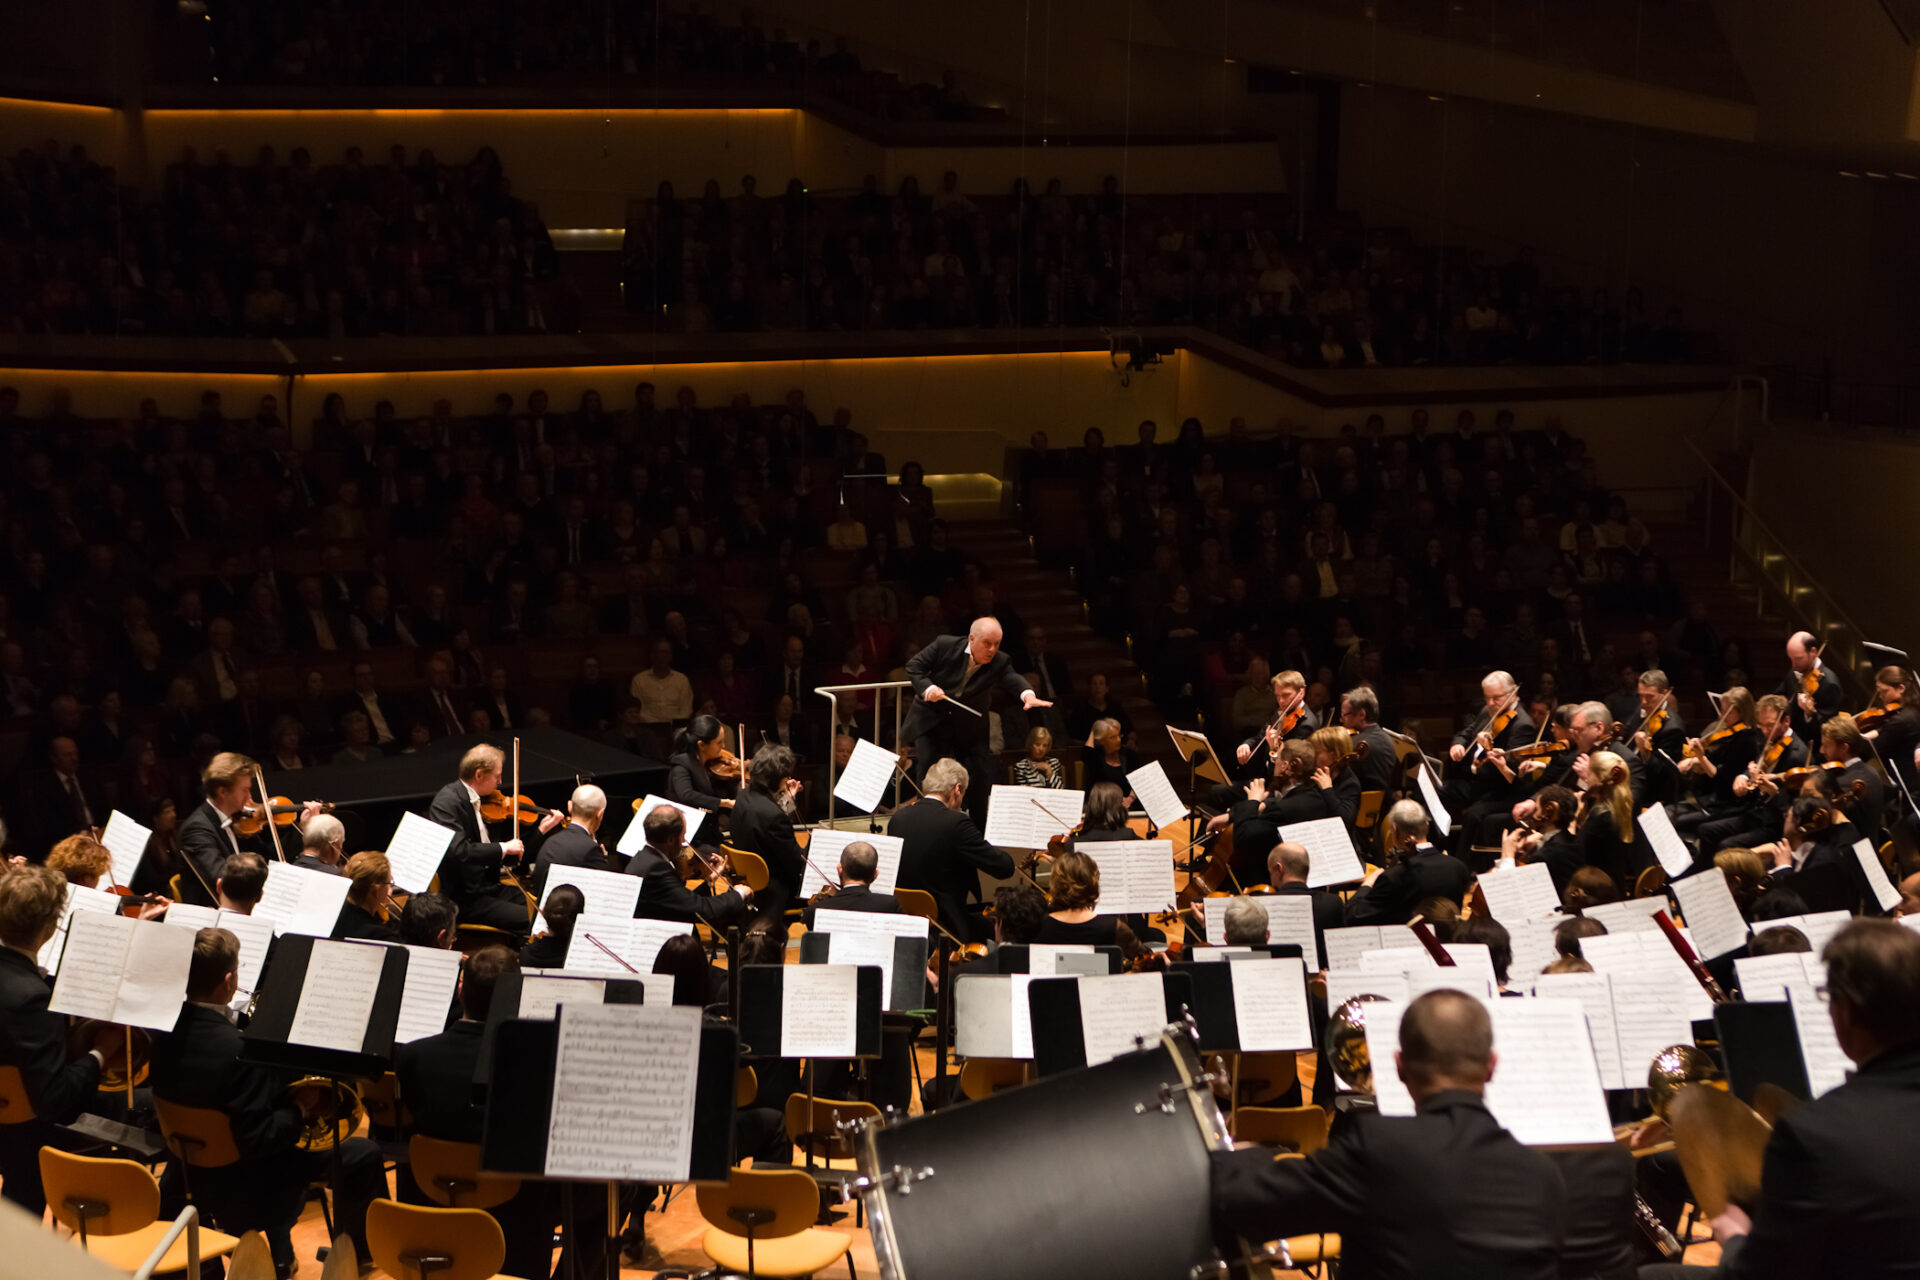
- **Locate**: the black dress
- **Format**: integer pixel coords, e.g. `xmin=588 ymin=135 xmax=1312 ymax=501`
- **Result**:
xmin=1033 ymin=913 xmax=1125 ymax=946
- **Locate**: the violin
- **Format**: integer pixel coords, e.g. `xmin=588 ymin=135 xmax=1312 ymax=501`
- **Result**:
xmin=1508 ymin=739 xmax=1570 ymax=761
xmin=1855 ymin=700 xmax=1901 ymax=732
xmin=478 ymin=791 xmax=569 ymax=829
xmin=710 ymin=747 xmax=743 ymax=779
xmin=232 ymin=797 xmax=334 ymax=836
xmin=1760 ymin=759 xmax=1846 ymax=784
xmin=679 ymin=845 xmax=734 ymax=894
xmin=1686 ymin=721 xmax=1750 ymax=758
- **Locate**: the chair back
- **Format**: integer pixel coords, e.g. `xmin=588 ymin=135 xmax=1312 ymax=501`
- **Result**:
xmin=169 ymin=874 xmax=185 ymax=903
xmin=1354 ymin=790 xmax=1386 ymax=830
xmin=359 ymin=1071 xmax=408 ymax=1129
xmin=694 ymin=1167 xmax=823 ymax=1243
xmin=893 ymin=888 xmax=939 ymax=926
xmin=1229 ymin=1104 xmax=1330 ymax=1154
xmin=735 ymin=1065 xmax=759 ymax=1108
xmin=365 ymin=1198 xmax=505 ymax=1280
xmin=153 ymin=1097 xmax=243 ymax=1168
xmin=227 ymin=1231 xmax=278 ymax=1280
xmin=782 ymin=1093 xmax=882 ymax=1161
xmin=721 ymin=846 xmax=772 ymax=892
xmin=408 ymin=1136 xmax=521 ymax=1210
xmin=39 ymin=1149 xmax=160 ymax=1238
xmin=1232 ymin=1052 xmax=1301 ymax=1107
xmin=0 ymin=1067 xmax=36 ymax=1125
xmin=958 ymin=1058 xmax=1026 ymax=1100
xmin=1632 ymin=865 xmax=1669 ymax=899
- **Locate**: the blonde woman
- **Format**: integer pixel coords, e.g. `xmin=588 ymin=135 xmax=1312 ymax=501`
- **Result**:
xmin=1574 ymin=750 xmax=1647 ymax=886
xmin=1013 ymin=726 xmax=1065 ymax=789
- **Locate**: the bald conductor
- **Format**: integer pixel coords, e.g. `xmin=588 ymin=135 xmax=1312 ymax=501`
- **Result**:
xmin=903 ymin=618 xmax=1053 ymax=822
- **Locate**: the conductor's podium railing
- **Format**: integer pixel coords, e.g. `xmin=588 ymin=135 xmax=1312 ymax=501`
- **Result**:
xmin=811 ymin=679 xmax=912 ymax=825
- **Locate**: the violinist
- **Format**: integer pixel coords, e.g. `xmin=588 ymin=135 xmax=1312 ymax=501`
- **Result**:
xmin=1501 ymin=783 xmax=1582 ymax=896
xmin=178 ymin=752 xmax=313 ymax=906
xmin=1779 ymin=629 xmax=1842 ymax=739
xmin=728 ymin=743 xmax=813 ymax=922
xmin=666 ymin=714 xmax=739 ymax=848
xmin=1336 ymin=686 xmax=1399 ymax=795
xmin=1819 ymin=714 xmax=1887 ymax=840
xmin=1233 ymin=668 xmax=1317 ymax=769
xmin=1572 ymin=750 xmax=1649 ymax=888
xmin=1308 ymin=725 xmax=1364 ymax=833
xmin=1346 ymin=801 xmax=1471 ymax=925
xmin=331 ymin=851 xmax=400 ymax=942
xmin=1628 ymin=669 xmax=1689 ymax=806
xmin=0 ymin=865 xmax=124 ymax=1216
xmin=1705 ymin=693 xmax=1807 ymax=858
xmin=292 ymin=813 xmax=347 ymax=875
xmin=990 ymin=883 xmax=1050 ymax=945
xmin=1210 ymin=740 xmax=1353 ymax=886
xmin=1865 ymin=664 xmax=1920 ymax=861
xmin=1447 ymin=671 xmax=1532 ymax=767
xmin=801 ymin=841 xmax=903 ymax=928
xmin=531 ymin=784 xmax=618 ymax=896
xmin=1753 ymin=789 xmax=1855 ymax=913
xmin=46 ymin=834 xmax=171 ymax=919
xmin=1670 ymin=686 xmax=1762 ymax=848
xmin=426 ymin=744 xmax=563 ymax=937
xmin=1442 ymin=672 xmax=1533 ymax=860
xmin=624 ymin=806 xmax=753 ymax=927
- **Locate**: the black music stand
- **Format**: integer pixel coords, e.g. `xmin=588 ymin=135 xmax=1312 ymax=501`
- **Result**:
xmin=797 ymin=933 xmax=929 ymax=1012
xmin=738 ymin=964 xmax=884 ymax=1181
xmin=990 ymin=944 xmax=1122 ymax=975
xmin=1714 ymin=1001 xmax=1812 ymax=1105
xmin=475 ymin=970 xmax=646 ymax=1087
xmin=1027 ymin=972 xmax=1195 ymax=1077
xmin=1170 ymin=950 xmax=1312 ymax=1054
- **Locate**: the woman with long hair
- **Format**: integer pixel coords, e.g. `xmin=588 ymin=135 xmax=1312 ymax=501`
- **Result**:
xmin=1574 ymin=750 xmax=1647 ymax=885
xmin=1674 ymin=686 xmax=1762 ymax=846
xmin=333 ymin=851 xmax=400 ymax=942
xmin=667 ymin=714 xmax=739 ymax=847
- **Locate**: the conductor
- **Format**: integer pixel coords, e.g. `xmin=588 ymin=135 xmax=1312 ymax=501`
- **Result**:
xmin=903 ymin=618 xmax=1053 ymax=824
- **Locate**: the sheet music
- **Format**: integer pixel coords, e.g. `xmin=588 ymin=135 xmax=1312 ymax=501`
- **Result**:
xmin=1507 ymin=916 xmax=1563 ymax=984
xmin=1077 ymin=972 xmax=1167 ymax=1066
xmin=1760 ymin=910 xmax=1853 ymax=955
xmin=1127 ymin=760 xmax=1189 ymax=831
xmin=1278 ymin=817 xmax=1367 ymax=888
xmin=48 ymin=913 xmax=147 ymax=1027
xmin=219 ymin=911 xmax=278 ymax=1000
xmin=565 ymin=918 xmax=693 ymax=976
xmin=801 ymin=830 xmax=905 ymax=897
xmin=1406 ymin=966 xmax=1495 ymax=1000
xmin=780 ymin=964 xmax=860 ymax=1058
xmin=1417 ymin=764 xmax=1451 ymax=837
xmin=1229 ymin=957 xmax=1313 ymax=1052
xmin=546 ymin=1003 xmax=702 ymax=1181
xmin=1637 ymin=803 xmax=1694 ymax=878
xmin=162 ymin=903 xmax=219 ymax=932
xmin=286 ymin=939 xmax=385 ymax=1053
xmin=256 ymin=862 xmax=353 ymax=938
xmin=982 ymin=786 xmax=1085 ymax=849
xmin=40 ymin=885 xmax=120 ymax=974
xmin=617 ymin=795 xmax=708 ymax=855
xmin=1190 ymin=946 xmax=1253 ymax=962
xmin=1074 ymin=840 xmax=1176 ymax=915
xmin=1476 ymin=863 xmax=1561 ymax=924
xmin=1581 ymin=933 xmax=1698 ymax=1082
xmin=1582 ymin=929 xmax=1714 ymax=1022
xmin=1324 ymin=968 xmax=1411 ymax=1015
xmin=386 ymin=811 xmax=456 ymax=895
xmin=519 ymin=975 xmax=610 ymax=1019
xmin=955 ymin=973 xmax=1035 ymax=1059
xmin=99 ymin=810 xmax=151 ymax=889
xmin=1669 ymin=868 xmax=1750 ymax=960
xmin=1787 ymin=985 xmax=1850 ymax=1097
xmin=1532 ymin=972 xmax=1628 ymax=1090
xmin=1363 ymin=1002 xmax=1418 ymax=1115
xmin=1582 ymin=897 xmax=1670 ymax=934
xmin=1028 ymin=944 xmax=1098 ymax=977
xmin=393 ymin=945 xmax=464 ymax=1043
xmin=1323 ymin=924 xmax=1421 ymax=971
xmin=1203 ymin=894 xmax=1318 ymax=963
xmin=810 ymin=908 xmax=929 ymax=941
xmin=1483 ymin=998 xmax=1615 ymax=1144
xmin=1733 ymin=952 xmax=1823 ymax=1002
xmin=825 ymin=932 xmax=897 ymax=1002
xmin=1166 ymin=725 xmax=1229 ymax=785
xmin=833 ymin=737 xmax=903 ymax=813
xmin=1853 ymin=838 xmax=1901 ymax=913
xmin=539 ymin=865 xmax=641 ymax=925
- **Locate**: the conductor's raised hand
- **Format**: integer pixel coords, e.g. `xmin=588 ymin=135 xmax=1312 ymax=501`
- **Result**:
xmin=1019 ymin=690 xmax=1053 ymax=710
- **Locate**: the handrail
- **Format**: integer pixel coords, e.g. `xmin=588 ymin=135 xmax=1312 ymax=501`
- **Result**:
xmin=1681 ymin=436 xmax=1871 ymax=692
xmin=811 ymin=680 xmax=914 ymax=825
xmin=132 ymin=1204 xmax=200 ymax=1279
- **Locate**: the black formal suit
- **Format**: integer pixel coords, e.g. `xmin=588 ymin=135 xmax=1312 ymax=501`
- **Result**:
xmin=1346 ymin=845 xmax=1473 ymax=924
xmin=331 ymin=902 xmax=399 ymax=943
xmin=1238 ymin=708 xmax=1320 ymax=761
xmin=0 ymin=946 xmax=102 ymax=1214
xmin=1228 ymin=783 xmax=1356 ymax=886
xmin=666 ymin=751 xmax=736 ymax=846
xmin=176 ymin=800 xmax=256 ymax=906
xmin=803 ymin=882 xmax=904 ymax=929
xmin=1778 ymin=664 xmax=1842 ymax=740
xmin=1836 ymin=758 xmax=1887 ymax=842
xmin=1547 ymin=1145 xmax=1638 ymax=1280
xmin=1575 ymin=809 xmax=1649 ymax=890
xmin=1210 ymin=1088 xmax=1566 ymax=1280
xmin=1637 ymin=710 xmax=1691 ymax=807
xmin=903 ymin=634 xmax=1035 ymax=823
xmin=624 ymin=843 xmax=752 ymax=928
xmin=1534 ymin=830 xmax=1585 ymax=899
xmin=150 ymin=1003 xmax=384 ymax=1263
xmin=1023 ymin=650 xmax=1073 ymax=708
xmin=1768 ymin=826 xmax=1855 ymax=914
xmin=1350 ymin=723 xmax=1400 ymax=796
xmin=21 ymin=768 xmax=103 ymax=854
xmin=890 ymin=795 xmax=1016 ymax=943
xmin=424 ymin=781 xmax=534 ymax=934
xmin=413 ymin=687 xmax=471 ymax=741
xmin=1713 ymin=1039 xmax=1920 ymax=1280
xmin=531 ymin=823 xmax=616 ymax=900
xmin=726 ymin=789 xmax=808 ymax=922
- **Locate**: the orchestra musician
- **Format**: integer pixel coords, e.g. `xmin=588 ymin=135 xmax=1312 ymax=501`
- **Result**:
xmin=531 ymin=784 xmax=619 ymax=895
xmin=1701 ymin=693 xmax=1807 ymax=858
xmin=891 ymin=757 xmax=1016 ymax=944
xmin=1234 ymin=668 xmax=1319 ymax=767
xmin=1441 ymin=671 xmax=1534 ymax=858
xmin=1779 ymin=630 xmax=1842 ymax=740
xmin=292 ymin=813 xmax=347 ymax=875
xmin=1819 ymin=714 xmax=1887 ymax=842
xmin=1501 ymin=784 xmax=1582 ymax=897
xmin=623 ymin=805 xmax=754 ymax=926
xmin=1208 ymin=739 xmax=1351 ymax=887
xmin=666 ymin=714 xmax=740 ymax=848
xmin=1347 ymin=800 xmax=1471 ymax=925
xmin=902 ymin=618 xmax=1053 ymax=825
xmin=802 ymin=840 xmax=902 ymax=928
xmin=1670 ymin=686 xmax=1762 ymax=855
xmin=178 ymin=752 xmax=319 ymax=906
xmin=1337 ymin=685 xmax=1400 ymax=796
xmin=211 ymin=850 xmax=268 ymax=915
xmin=1571 ymin=750 xmax=1648 ymax=888
xmin=0 ymin=865 xmax=124 ymax=1217
xmin=331 ymin=850 xmax=400 ymax=942
xmin=727 ymin=743 xmax=809 ymax=922
xmin=1266 ymin=841 xmax=1346 ymax=969
xmin=426 ymin=744 xmax=562 ymax=937
xmin=1629 ymin=670 xmax=1689 ymax=806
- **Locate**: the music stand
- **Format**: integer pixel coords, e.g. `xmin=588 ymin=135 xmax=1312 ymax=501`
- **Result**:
xmin=797 ymin=933 xmax=929 ymax=1012
xmin=737 ymin=964 xmax=885 ymax=1178
xmin=476 ymin=970 xmax=646 ymax=1087
xmin=1714 ymin=1002 xmax=1812 ymax=1105
xmin=990 ymin=944 xmax=1123 ymax=975
xmin=1169 ymin=955 xmax=1314 ymax=1055
xmin=1027 ymin=971 xmax=1195 ymax=1076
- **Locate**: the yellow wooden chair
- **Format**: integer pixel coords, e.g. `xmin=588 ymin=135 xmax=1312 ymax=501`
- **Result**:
xmin=0 ymin=1066 xmax=35 ymax=1128
xmin=893 ymin=888 xmax=939 ymax=927
xmin=694 ymin=1168 xmax=855 ymax=1280
xmin=1231 ymin=1052 xmax=1303 ymax=1110
xmin=736 ymin=1065 xmax=760 ymax=1109
xmin=40 ymin=1148 xmax=241 ymax=1274
xmin=365 ymin=1198 xmax=529 ymax=1280
xmin=957 ymin=1058 xmax=1026 ymax=1100
xmin=781 ymin=1094 xmax=881 ymax=1172
xmin=408 ymin=1136 xmax=522 ymax=1210
xmin=721 ymin=846 xmax=773 ymax=892
xmin=1229 ymin=1104 xmax=1329 ymax=1154
xmin=1354 ymin=790 xmax=1386 ymax=833
xmin=1264 ymin=1152 xmax=1341 ymax=1276
xmin=1633 ymin=865 xmax=1669 ymax=899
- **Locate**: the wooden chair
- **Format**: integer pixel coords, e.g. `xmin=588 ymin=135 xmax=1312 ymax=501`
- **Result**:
xmin=365 ymin=1199 xmax=525 ymax=1280
xmin=721 ymin=846 xmax=773 ymax=892
xmin=1354 ymin=790 xmax=1386 ymax=833
xmin=694 ymin=1168 xmax=855 ymax=1280
xmin=1231 ymin=1053 xmax=1302 ymax=1110
xmin=736 ymin=1066 xmax=760 ymax=1109
xmin=1265 ymin=1153 xmax=1341 ymax=1276
xmin=0 ymin=1065 xmax=36 ymax=1127
xmin=169 ymin=874 xmax=186 ymax=903
xmin=1633 ymin=865 xmax=1669 ymax=899
xmin=408 ymin=1136 xmax=521 ymax=1210
xmin=1230 ymin=1104 xmax=1329 ymax=1154
xmin=40 ymin=1148 xmax=241 ymax=1273
xmin=359 ymin=1071 xmax=409 ymax=1131
xmin=957 ymin=1058 xmax=1026 ymax=1100
xmin=893 ymin=888 xmax=939 ymax=927
xmin=782 ymin=1094 xmax=881 ymax=1169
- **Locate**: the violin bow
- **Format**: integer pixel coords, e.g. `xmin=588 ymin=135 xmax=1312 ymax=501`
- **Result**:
xmin=252 ymin=765 xmax=290 ymax=862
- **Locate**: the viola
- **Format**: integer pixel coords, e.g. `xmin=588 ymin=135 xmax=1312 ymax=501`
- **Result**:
xmin=1855 ymin=701 xmax=1901 ymax=732
xmin=1508 ymin=739 xmax=1570 ymax=761
xmin=709 ymin=748 xmax=743 ymax=779
xmin=478 ymin=791 xmax=569 ymax=829
xmin=232 ymin=797 xmax=333 ymax=836
xmin=1686 ymin=721 xmax=1750 ymax=758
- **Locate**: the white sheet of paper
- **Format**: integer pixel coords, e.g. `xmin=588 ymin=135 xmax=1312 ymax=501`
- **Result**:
xmin=1074 ymin=840 xmax=1176 ymax=915
xmin=1279 ymin=817 xmax=1367 ymax=888
xmin=1127 ymin=760 xmax=1189 ymax=831
xmin=256 ymin=862 xmax=353 ymax=938
xmin=1507 ymin=917 xmax=1563 ymax=984
xmin=983 ymin=786 xmax=1085 ymax=849
xmin=386 ymin=812 xmax=456 ymax=895
xmin=801 ymin=830 xmax=905 ymax=897
xmin=1417 ymin=765 xmax=1451 ymax=837
xmin=540 ymin=865 xmax=641 ymax=926
xmin=1582 ymin=897 xmax=1670 ymax=934
xmin=1363 ymin=1001 xmax=1418 ymax=1115
xmin=219 ymin=911 xmax=278 ymax=998
xmin=566 ymin=917 xmax=693 ymax=977
xmin=392 ymin=945 xmax=464 ymax=1044
xmin=49 ymin=913 xmax=139 ymax=1026
xmin=1484 ymin=998 xmax=1616 ymax=1144
xmin=1788 ymin=984 xmax=1850 ymax=1097
xmin=1533 ymin=972 xmax=1628 ymax=1090
xmin=546 ymin=1003 xmax=702 ymax=1181
xmin=618 ymin=795 xmax=708 ymax=855
xmin=99 ymin=810 xmax=151 ymax=889
xmin=1229 ymin=957 xmax=1313 ymax=1052
xmin=161 ymin=903 xmax=219 ymax=933
xmin=1669 ymin=868 xmax=1750 ymax=960
xmin=810 ymin=908 xmax=929 ymax=942
xmin=1076 ymin=972 xmax=1167 ymax=1066
xmin=1190 ymin=947 xmax=1253 ymax=963
xmin=1760 ymin=911 xmax=1853 ymax=955
xmin=1582 ymin=933 xmax=1700 ymax=1081
xmin=955 ymin=973 xmax=1034 ymax=1059
xmin=113 ymin=917 xmax=195 ymax=1031
xmin=1476 ymin=862 xmax=1561 ymax=924
xmin=41 ymin=885 xmax=120 ymax=974
xmin=1583 ymin=929 xmax=1715 ymax=1022
xmin=1027 ymin=944 xmax=1097 ymax=977
xmin=1323 ymin=925 xmax=1421 ymax=972
xmin=286 ymin=938 xmax=386 ymax=1053
xmin=780 ymin=964 xmax=861 ymax=1058
xmin=1638 ymin=803 xmax=1694 ymax=878
xmin=1733 ymin=952 xmax=1823 ymax=1002
xmin=1250 ymin=894 xmax=1322 ymax=968
xmin=1324 ymin=968 xmax=1411 ymax=1018
xmin=833 ymin=738 xmax=902 ymax=813
xmin=519 ymin=975 xmax=610 ymax=1019
xmin=825 ymin=932 xmax=897 ymax=1003
xmin=1853 ymin=838 xmax=1901 ymax=913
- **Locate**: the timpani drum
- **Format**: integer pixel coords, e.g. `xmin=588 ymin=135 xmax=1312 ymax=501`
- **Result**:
xmin=851 ymin=1024 xmax=1261 ymax=1280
